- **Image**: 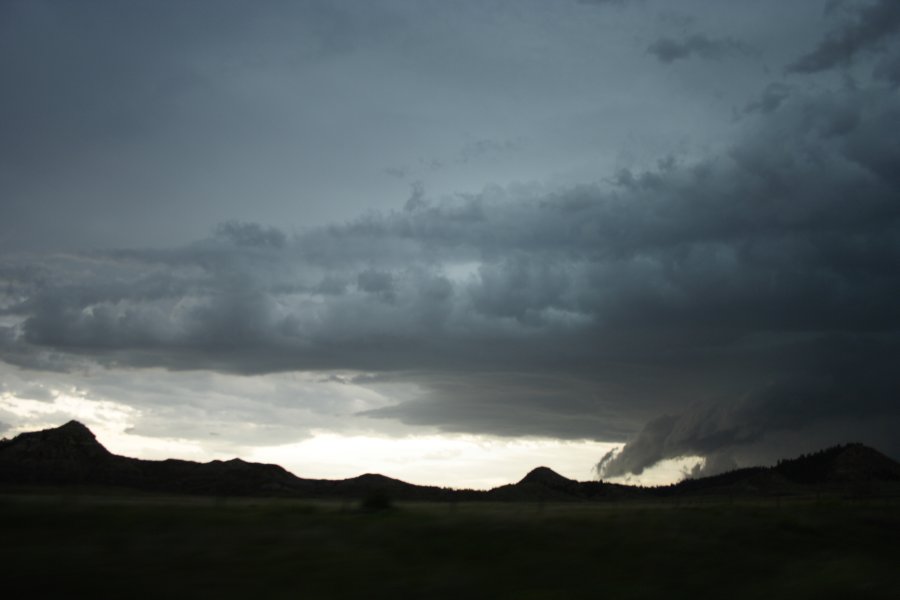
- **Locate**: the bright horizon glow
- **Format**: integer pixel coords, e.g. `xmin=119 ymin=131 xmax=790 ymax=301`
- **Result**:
xmin=246 ymin=433 xmax=620 ymax=490
xmin=1 ymin=392 xmax=694 ymax=489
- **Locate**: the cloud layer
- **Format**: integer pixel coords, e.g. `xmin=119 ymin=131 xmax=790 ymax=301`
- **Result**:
xmin=647 ymin=34 xmax=750 ymax=64
xmin=4 ymin=71 xmax=900 ymax=461
xmin=1 ymin=1 xmax=899 ymax=477
xmin=788 ymin=0 xmax=900 ymax=74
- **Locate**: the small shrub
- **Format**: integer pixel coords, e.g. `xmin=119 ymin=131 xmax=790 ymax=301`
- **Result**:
xmin=359 ymin=490 xmax=393 ymax=512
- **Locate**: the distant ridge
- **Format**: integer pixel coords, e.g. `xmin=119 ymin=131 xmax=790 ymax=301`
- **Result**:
xmin=659 ymin=443 xmax=900 ymax=497
xmin=774 ymin=443 xmax=900 ymax=484
xmin=0 ymin=421 xmax=465 ymax=500
xmin=2 ymin=421 xmax=899 ymax=501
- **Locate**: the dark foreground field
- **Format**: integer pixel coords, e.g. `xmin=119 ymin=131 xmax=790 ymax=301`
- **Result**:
xmin=2 ymin=492 xmax=898 ymax=599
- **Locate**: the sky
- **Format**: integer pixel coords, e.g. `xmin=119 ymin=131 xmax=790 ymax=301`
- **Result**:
xmin=1 ymin=0 xmax=899 ymax=488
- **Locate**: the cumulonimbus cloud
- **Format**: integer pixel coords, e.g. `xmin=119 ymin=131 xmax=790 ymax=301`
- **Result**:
xmin=1 ymin=77 xmax=899 ymax=460
xmin=788 ymin=0 xmax=900 ymax=73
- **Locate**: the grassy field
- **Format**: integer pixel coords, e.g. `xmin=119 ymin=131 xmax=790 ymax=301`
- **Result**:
xmin=2 ymin=492 xmax=898 ymax=599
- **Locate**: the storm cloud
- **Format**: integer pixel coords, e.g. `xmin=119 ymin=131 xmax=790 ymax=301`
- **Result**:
xmin=1 ymin=0 xmax=898 ymax=479
xmin=647 ymin=34 xmax=750 ymax=64
xmin=788 ymin=0 xmax=900 ymax=73
xmin=597 ymin=341 xmax=900 ymax=479
xmin=5 ymin=72 xmax=900 ymax=457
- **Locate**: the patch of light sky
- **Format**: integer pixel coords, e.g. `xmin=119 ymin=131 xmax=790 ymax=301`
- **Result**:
xmin=1 ymin=387 xmax=694 ymax=489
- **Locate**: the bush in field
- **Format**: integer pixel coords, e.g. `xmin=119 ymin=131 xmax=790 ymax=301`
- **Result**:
xmin=359 ymin=490 xmax=393 ymax=512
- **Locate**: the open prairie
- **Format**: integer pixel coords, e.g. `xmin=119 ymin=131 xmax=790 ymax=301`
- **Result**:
xmin=3 ymin=492 xmax=898 ymax=599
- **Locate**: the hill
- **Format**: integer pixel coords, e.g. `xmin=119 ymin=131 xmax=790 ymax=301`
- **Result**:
xmin=487 ymin=466 xmax=639 ymax=501
xmin=660 ymin=443 xmax=900 ymax=498
xmin=774 ymin=443 xmax=900 ymax=484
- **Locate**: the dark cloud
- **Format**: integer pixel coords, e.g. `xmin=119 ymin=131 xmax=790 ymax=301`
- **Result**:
xmin=688 ymin=452 xmax=738 ymax=479
xmin=788 ymin=0 xmax=900 ymax=73
xmin=647 ymin=34 xmax=750 ymax=64
xmin=598 ymin=336 xmax=900 ymax=478
xmin=0 ymin=0 xmax=385 ymax=158
xmin=215 ymin=222 xmax=287 ymax=249
xmin=362 ymin=371 xmax=646 ymax=441
xmin=873 ymin=48 xmax=900 ymax=85
xmin=0 ymin=0 xmax=408 ymax=251
xmin=2 ymin=76 xmax=899 ymax=456
xmin=744 ymin=83 xmax=792 ymax=114
xmin=404 ymin=182 xmax=428 ymax=212
xmin=1 ymin=1 xmax=898 ymax=474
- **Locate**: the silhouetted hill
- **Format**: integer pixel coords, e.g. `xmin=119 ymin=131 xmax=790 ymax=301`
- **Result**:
xmin=0 ymin=420 xmax=111 ymax=460
xmin=774 ymin=443 xmax=900 ymax=484
xmin=666 ymin=466 xmax=797 ymax=496
xmin=665 ymin=443 xmax=900 ymax=498
xmin=0 ymin=420 xmax=142 ymax=486
xmin=488 ymin=466 xmax=581 ymax=501
xmin=487 ymin=466 xmax=640 ymax=501
xmin=520 ymin=466 xmax=574 ymax=487
xmin=134 ymin=457 xmax=309 ymax=496
xmin=2 ymin=422 xmax=899 ymax=501
xmin=0 ymin=421 xmax=462 ymax=500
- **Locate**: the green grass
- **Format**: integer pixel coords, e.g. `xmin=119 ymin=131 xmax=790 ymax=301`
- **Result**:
xmin=1 ymin=493 xmax=898 ymax=599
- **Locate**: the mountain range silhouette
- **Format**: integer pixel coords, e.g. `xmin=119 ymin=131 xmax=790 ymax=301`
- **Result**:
xmin=2 ymin=421 xmax=899 ymax=501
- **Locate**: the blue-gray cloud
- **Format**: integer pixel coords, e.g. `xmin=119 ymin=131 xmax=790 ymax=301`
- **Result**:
xmin=648 ymin=34 xmax=750 ymax=64
xmin=788 ymin=0 xmax=900 ymax=73
xmin=1 ymin=0 xmax=898 ymax=474
xmin=577 ymin=0 xmax=629 ymax=6
xmin=744 ymin=83 xmax=792 ymax=115
xmin=2 ymin=78 xmax=899 ymax=456
xmin=598 ymin=343 xmax=900 ymax=478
